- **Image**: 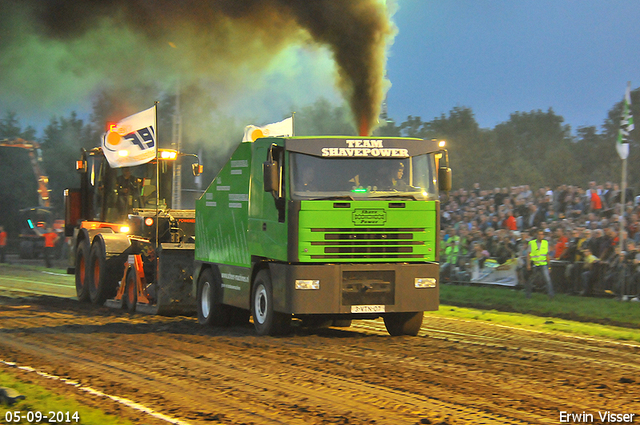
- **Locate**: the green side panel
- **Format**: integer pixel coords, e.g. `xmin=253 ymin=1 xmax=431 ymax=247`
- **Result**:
xmin=246 ymin=140 xmax=287 ymax=261
xmin=195 ymin=142 xmax=252 ymax=267
xmin=298 ymin=200 xmax=437 ymax=263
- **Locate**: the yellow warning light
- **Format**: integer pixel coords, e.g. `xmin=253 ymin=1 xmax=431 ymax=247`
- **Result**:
xmin=159 ymin=150 xmax=177 ymax=160
xmin=438 ymin=140 xmax=446 ymax=148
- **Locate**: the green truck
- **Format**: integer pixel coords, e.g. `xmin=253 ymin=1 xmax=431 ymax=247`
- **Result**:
xmin=194 ymin=136 xmax=451 ymax=336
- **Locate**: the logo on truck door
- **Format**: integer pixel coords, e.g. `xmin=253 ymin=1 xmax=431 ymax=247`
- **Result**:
xmin=352 ymin=209 xmax=387 ymax=226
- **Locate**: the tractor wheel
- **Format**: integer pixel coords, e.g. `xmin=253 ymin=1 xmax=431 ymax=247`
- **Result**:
xmin=75 ymin=242 xmax=91 ymax=302
xmin=123 ymin=269 xmax=137 ymax=313
xmin=88 ymin=242 xmax=117 ymax=305
xmin=251 ymin=270 xmax=291 ymax=336
xmin=197 ymin=268 xmax=230 ymax=327
xmin=383 ymin=312 xmax=424 ymax=336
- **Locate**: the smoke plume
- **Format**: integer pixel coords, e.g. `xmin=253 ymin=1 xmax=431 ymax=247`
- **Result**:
xmin=0 ymin=0 xmax=394 ymax=135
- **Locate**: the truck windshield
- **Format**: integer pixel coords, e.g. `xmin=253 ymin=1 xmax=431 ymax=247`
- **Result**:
xmin=290 ymin=152 xmax=438 ymax=200
xmin=97 ymin=159 xmax=176 ymax=223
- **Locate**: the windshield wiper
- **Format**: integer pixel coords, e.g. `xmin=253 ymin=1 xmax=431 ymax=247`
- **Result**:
xmin=369 ymin=194 xmax=418 ymax=200
xmin=312 ymin=195 xmax=355 ymax=201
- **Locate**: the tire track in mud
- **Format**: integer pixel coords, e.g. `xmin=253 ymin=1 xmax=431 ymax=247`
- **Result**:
xmin=2 ymin=297 xmax=640 ymax=424
xmin=1 ymin=325 xmax=531 ymax=425
xmin=354 ymin=317 xmax=640 ymax=370
xmin=346 ymin=318 xmax=640 ymax=416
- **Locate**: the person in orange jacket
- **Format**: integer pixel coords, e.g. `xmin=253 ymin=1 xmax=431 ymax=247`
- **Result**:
xmin=42 ymin=227 xmax=59 ymax=268
xmin=0 ymin=225 xmax=6 ymax=263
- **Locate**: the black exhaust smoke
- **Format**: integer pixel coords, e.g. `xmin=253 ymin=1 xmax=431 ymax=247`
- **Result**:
xmin=3 ymin=0 xmax=394 ymax=135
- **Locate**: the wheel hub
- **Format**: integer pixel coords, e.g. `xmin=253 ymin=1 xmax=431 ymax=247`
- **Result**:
xmin=201 ymin=281 xmax=211 ymax=318
xmin=254 ymin=284 xmax=268 ymax=324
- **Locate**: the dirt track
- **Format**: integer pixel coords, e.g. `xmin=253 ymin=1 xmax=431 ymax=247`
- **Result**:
xmin=1 ymin=294 xmax=639 ymax=425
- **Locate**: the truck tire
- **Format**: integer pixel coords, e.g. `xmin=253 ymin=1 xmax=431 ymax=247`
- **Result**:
xmin=75 ymin=242 xmax=90 ymax=302
xmin=88 ymin=242 xmax=118 ymax=305
xmin=197 ymin=268 xmax=230 ymax=327
xmin=251 ymin=270 xmax=291 ymax=336
xmin=383 ymin=312 xmax=424 ymax=336
xmin=123 ymin=269 xmax=137 ymax=313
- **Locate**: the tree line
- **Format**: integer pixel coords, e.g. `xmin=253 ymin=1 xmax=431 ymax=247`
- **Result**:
xmin=0 ymin=88 xmax=638 ymax=235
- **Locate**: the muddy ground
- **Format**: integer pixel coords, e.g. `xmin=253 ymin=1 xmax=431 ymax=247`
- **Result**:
xmin=1 ymin=292 xmax=639 ymax=425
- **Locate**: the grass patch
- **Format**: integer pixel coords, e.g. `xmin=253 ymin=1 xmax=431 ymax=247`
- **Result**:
xmin=0 ymin=263 xmax=68 ymax=276
xmin=0 ymin=368 xmax=135 ymax=425
xmin=440 ymin=283 xmax=640 ymax=329
xmin=429 ymin=305 xmax=640 ymax=342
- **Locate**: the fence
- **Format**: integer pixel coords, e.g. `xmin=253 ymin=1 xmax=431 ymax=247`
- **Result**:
xmin=442 ymin=257 xmax=638 ymax=298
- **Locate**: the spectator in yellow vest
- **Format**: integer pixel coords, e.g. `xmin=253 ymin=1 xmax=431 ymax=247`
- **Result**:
xmin=526 ymin=229 xmax=555 ymax=299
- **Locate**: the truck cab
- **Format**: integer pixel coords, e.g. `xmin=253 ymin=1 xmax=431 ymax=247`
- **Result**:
xmin=195 ymin=136 xmax=450 ymax=336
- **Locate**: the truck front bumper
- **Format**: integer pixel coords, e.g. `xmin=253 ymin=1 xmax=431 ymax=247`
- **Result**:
xmin=269 ymin=262 xmax=439 ymax=315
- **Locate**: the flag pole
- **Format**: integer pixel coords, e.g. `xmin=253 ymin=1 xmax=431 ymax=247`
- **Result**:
xmin=155 ymin=101 xmax=160 ymax=254
xmin=292 ymin=112 xmax=296 ymax=137
xmin=619 ymin=81 xmax=632 ymax=298
xmin=620 ymin=146 xmax=628 ymax=299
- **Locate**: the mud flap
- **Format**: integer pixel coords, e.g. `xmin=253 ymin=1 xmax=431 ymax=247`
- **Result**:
xmin=155 ymin=243 xmax=197 ymax=316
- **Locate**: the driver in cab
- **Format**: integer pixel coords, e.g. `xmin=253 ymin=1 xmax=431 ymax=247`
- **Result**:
xmin=117 ymin=168 xmax=141 ymax=214
xmin=391 ymin=163 xmax=407 ymax=191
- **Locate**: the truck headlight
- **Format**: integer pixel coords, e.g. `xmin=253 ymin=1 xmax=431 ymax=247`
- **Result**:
xmin=119 ymin=226 xmax=130 ymax=233
xmin=415 ymin=278 xmax=437 ymax=288
xmin=295 ymin=279 xmax=320 ymax=290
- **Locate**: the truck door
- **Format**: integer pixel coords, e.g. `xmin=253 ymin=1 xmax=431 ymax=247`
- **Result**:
xmin=248 ymin=142 xmax=287 ymax=261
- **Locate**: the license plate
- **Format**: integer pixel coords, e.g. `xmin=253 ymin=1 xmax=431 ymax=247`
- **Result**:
xmin=351 ymin=305 xmax=385 ymax=313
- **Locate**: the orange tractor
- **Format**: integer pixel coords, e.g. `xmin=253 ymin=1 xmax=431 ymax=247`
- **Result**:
xmin=65 ymin=146 xmax=202 ymax=314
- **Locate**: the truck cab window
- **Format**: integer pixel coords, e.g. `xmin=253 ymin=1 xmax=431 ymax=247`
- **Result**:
xmin=290 ymin=153 xmax=438 ymax=200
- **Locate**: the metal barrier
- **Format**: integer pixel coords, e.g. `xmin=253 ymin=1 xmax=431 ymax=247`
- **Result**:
xmin=442 ymin=257 xmax=639 ymax=298
xmin=524 ymin=260 xmax=637 ymax=297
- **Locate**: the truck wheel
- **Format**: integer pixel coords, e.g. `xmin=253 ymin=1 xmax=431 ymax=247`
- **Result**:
xmin=88 ymin=242 xmax=117 ymax=305
xmin=75 ymin=242 xmax=90 ymax=302
xmin=251 ymin=270 xmax=291 ymax=336
xmin=197 ymin=268 xmax=230 ymax=327
xmin=123 ymin=269 xmax=137 ymax=313
xmin=383 ymin=312 xmax=424 ymax=336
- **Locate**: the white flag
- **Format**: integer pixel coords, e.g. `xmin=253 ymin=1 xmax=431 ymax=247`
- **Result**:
xmin=102 ymin=106 xmax=156 ymax=168
xmin=616 ymin=83 xmax=634 ymax=160
xmin=242 ymin=117 xmax=293 ymax=142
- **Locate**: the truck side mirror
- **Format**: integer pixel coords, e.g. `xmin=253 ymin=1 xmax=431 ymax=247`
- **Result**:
xmin=191 ymin=163 xmax=203 ymax=176
xmin=263 ymin=161 xmax=279 ymax=193
xmin=438 ymin=167 xmax=452 ymax=192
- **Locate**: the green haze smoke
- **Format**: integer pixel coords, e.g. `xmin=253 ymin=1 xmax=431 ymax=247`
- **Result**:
xmin=1 ymin=0 xmax=394 ymax=135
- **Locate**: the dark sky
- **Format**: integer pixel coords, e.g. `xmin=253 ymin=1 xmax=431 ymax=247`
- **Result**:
xmin=386 ymin=0 xmax=640 ymax=131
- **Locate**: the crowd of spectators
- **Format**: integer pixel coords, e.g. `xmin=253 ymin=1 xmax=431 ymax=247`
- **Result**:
xmin=439 ymin=181 xmax=640 ymax=299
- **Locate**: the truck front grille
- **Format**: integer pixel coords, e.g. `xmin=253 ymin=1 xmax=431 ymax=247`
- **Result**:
xmin=310 ymin=227 xmax=426 ymax=260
